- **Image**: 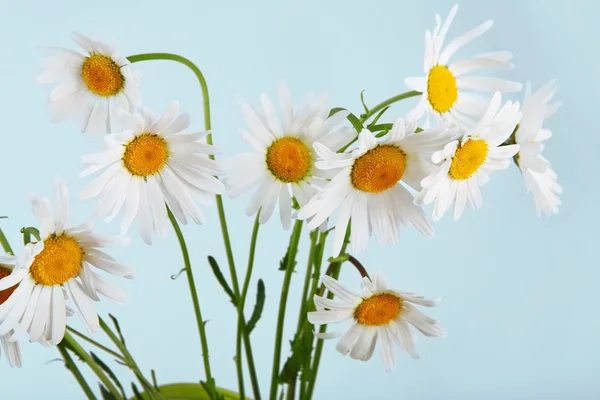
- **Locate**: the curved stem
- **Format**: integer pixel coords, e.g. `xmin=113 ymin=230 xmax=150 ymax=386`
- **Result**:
xmin=360 ymin=90 xmax=422 ymax=122
xmin=167 ymin=208 xmax=214 ymax=386
xmin=295 ymin=231 xmax=318 ymax=334
xmin=269 ymin=220 xmax=304 ymax=400
xmin=128 ymin=53 xmax=253 ymax=397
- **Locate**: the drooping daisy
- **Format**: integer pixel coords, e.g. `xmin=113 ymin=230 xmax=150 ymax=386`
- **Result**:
xmin=0 ymin=179 xmax=132 ymax=346
xmin=404 ymin=4 xmax=521 ymax=127
xmin=79 ymin=101 xmax=225 ymax=244
xmin=0 ymin=255 xmax=22 ymax=367
xmin=308 ymin=271 xmax=444 ymax=372
xmin=415 ymin=92 xmax=521 ymax=221
xmin=226 ymin=83 xmax=357 ymax=230
xmin=38 ymin=32 xmax=141 ymax=134
xmin=513 ymin=80 xmax=562 ymax=216
xmin=297 ymin=119 xmax=457 ymax=256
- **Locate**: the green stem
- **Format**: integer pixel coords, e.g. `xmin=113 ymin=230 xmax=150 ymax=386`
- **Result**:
xmin=66 ymin=326 xmax=126 ymax=362
xmin=305 ymin=235 xmax=350 ymax=400
xmin=57 ymin=343 xmax=98 ymax=400
xmin=167 ymin=208 xmax=214 ymax=387
xmin=99 ymin=318 xmax=161 ymax=399
xmin=128 ymin=52 xmax=254 ymax=399
xmin=240 ymin=215 xmax=262 ymax=399
xmin=269 ymin=220 xmax=304 ymax=400
xmin=359 ymin=90 xmax=422 ymax=122
xmin=299 ymin=231 xmax=328 ymax=399
xmin=62 ymin=332 xmax=121 ymax=398
xmin=0 ymin=226 xmax=14 ymax=254
xmin=295 ymin=231 xmax=317 ymax=334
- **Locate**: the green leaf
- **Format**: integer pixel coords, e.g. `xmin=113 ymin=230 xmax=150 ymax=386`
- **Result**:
xmin=0 ymin=216 xmax=7 ymax=219
xmin=108 ymin=314 xmax=126 ymax=345
xmin=128 ymin=383 xmax=246 ymax=400
xmin=100 ymin=385 xmax=118 ymax=400
xmin=327 ymin=108 xmax=363 ymax=134
xmin=278 ymin=245 xmax=297 ymax=272
xmin=131 ymin=383 xmax=144 ymax=400
xmin=91 ymin=352 xmax=126 ymax=399
xmin=200 ymin=379 xmax=225 ymax=400
xmin=20 ymin=226 xmax=40 ymax=245
xmin=207 ymin=256 xmax=236 ymax=305
xmin=246 ymin=279 xmax=265 ymax=333
xmin=359 ymin=90 xmax=369 ymax=114
xmin=367 ymin=106 xmax=390 ymax=128
xmin=278 ymin=331 xmax=312 ymax=385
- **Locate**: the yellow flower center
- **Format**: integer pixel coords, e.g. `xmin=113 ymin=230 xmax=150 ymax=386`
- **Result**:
xmin=354 ymin=293 xmax=403 ymax=326
xmin=81 ymin=54 xmax=125 ymax=97
xmin=29 ymin=234 xmax=84 ymax=286
xmin=123 ymin=134 xmax=169 ymax=177
xmin=427 ymin=65 xmax=458 ymax=113
xmin=265 ymin=137 xmax=312 ymax=183
xmin=0 ymin=265 xmax=18 ymax=305
xmin=448 ymin=139 xmax=489 ymax=180
xmin=351 ymin=145 xmax=406 ymax=193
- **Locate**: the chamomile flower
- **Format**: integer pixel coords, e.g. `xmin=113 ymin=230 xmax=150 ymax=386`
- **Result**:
xmin=79 ymin=101 xmax=225 ymax=244
xmin=308 ymin=272 xmax=444 ymax=372
xmin=405 ymin=4 xmax=521 ymax=127
xmin=415 ymin=92 xmax=521 ymax=221
xmin=226 ymin=83 xmax=357 ymax=230
xmin=38 ymin=32 xmax=141 ymax=134
xmin=297 ymin=119 xmax=456 ymax=256
xmin=0 ymin=179 xmax=132 ymax=346
xmin=513 ymin=81 xmax=562 ymax=216
xmin=0 ymin=256 xmax=22 ymax=368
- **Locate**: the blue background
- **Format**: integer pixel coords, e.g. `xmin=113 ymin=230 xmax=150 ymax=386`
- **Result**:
xmin=1 ymin=0 xmax=598 ymax=398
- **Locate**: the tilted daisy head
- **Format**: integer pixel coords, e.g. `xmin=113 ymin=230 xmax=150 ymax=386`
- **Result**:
xmin=308 ymin=272 xmax=444 ymax=372
xmin=38 ymin=32 xmax=141 ymax=135
xmin=0 ymin=255 xmax=22 ymax=368
xmin=297 ymin=119 xmax=457 ymax=256
xmin=79 ymin=101 xmax=225 ymax=244
xmin=415 ymin=92 xmax=522 ymax=221
xmin=0 ymin=179 xmax=132 ymax=346
xmin=405 ymin=4 xmax=521 ymax=127
xmin=226 ymin=82 xmax=357 ymax=230
xmin=513 ymin=81 xmax=562 ymax=216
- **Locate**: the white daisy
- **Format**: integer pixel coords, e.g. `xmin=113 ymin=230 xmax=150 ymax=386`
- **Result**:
xmin=308 ymin=271 xmax=444 ymax=372
xmin=415 ymin=92 xmax=521 ymax=221
xmin=38 ymin=32 xmax=141 ymax=135
xmin=0 ymin=255 xmax=22 ymax=368
xmin=404 ymin=4 xmax=521 ymax=128
xmin=79 ymin=101 xmax=225 ymax=244
xmin=513 ymin=80 xmax=562 ymax=216
xmin=297 ymin=119 xmax=457 ymax=256
xmin=0 ymin=179 xmax=132 ymax=346
xmin=226 ymin=82 xmax=357 ymax=230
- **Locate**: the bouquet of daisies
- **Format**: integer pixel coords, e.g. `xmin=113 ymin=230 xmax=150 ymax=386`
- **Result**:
xmin=0 ymin=4 xmax=561 ymax=400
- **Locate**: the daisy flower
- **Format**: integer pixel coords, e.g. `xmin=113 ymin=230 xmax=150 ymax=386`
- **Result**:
xmin=513 ymin=80 xmax=562 ymax=216
xmin=79 ymin=101 xmax=225 ymax=244
xmin=38 ymin=32 xmax=141 ymax=134
xmin=308 ymin=271 xmax=444 ymax=372
xmin=0 ymin=179 xmax=132 ymax=346
xmin=415 ymin=92 xmax=521 ymax=221
xmin=404 ymin=4 xmax=521 ymax=127
xmin=226 ymin=83 xmax=357 ymax=230
xmin=297 ymin=119 xmax=457 ymax=256
xmin=0 ymin=255 xmax=22 ymax=367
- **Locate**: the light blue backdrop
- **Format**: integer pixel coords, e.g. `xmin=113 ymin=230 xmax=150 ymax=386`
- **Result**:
xmin=1 ymin=0 xmax=598 ymax=398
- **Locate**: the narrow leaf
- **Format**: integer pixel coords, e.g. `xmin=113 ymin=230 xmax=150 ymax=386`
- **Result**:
xmin=368 ymin=106 xmax=390 ymax=127
xmin=131 ymin=383 xmax=144 ymax=400
xmin=360 ymin=90 xmax=369 ymax=114
xmin=99 ymin=385 xmax=118 ymax=400
xmin=207 ymin=256 xmax=237 ymax=305
xmin=108 ymin=314 xmax=126 ymax=345
xmin=246 ymin=279 xmax=266 ymax=333
xmin=91 ymin=352 xmax=126 ymax=399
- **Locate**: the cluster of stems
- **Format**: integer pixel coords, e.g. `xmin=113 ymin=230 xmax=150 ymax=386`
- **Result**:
xmin=0 ymin=52 xmax=421 ymax=400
